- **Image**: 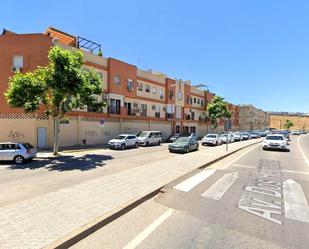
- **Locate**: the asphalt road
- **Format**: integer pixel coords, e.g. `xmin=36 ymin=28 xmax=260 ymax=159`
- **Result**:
xmin=0 ymin=139 xmax=252 ymax=207
xmin=71 ymin=134 xmax=309 ymax=249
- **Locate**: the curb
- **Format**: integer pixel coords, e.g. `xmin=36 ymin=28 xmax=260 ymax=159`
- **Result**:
xmin=46 ymin=140 xmax=262 ymax=249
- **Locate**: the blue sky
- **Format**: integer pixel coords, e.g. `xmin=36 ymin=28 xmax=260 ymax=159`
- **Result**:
xmin=2 ymin=0 xmax=309 ymax=112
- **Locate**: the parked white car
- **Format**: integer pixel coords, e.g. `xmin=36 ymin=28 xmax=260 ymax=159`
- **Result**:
xmin=291 ymin=130 xmax=300 ymax=135
xmin=263 ymin=134 xmax=289 ymax=151
xmin=0 ymin=142 xmax=37 ymax=164
xmin=137 ymin=131 xmax=162 ymax=146
xmin=108 ymin=134 xmax=138 ymax=150
xmin=201 ymin=134 xmax=222 ymax=146
xmin=228 ymin=133 xmax=235 ymax=143
xmin=220 ymin=134 xmax=230 ymax=144
xmin=233 ymin=132 xmax=242 ymax=141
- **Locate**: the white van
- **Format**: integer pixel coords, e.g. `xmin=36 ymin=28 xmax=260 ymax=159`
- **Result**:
xmin=137 ymin=131 xmax=162 ymax=146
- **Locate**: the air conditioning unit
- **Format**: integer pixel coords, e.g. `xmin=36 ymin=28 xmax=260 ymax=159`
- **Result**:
xmin=52 ymin=37 xmax=59 ymax=44
xmin=11 ymin=67 xmax=21 ymax=73
xmin=152 ymin=105 xmax=156 ymax=110
xmin=133 ymin=103 xmax=138 ymax=108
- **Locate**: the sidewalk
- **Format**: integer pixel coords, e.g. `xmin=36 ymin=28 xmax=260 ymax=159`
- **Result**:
xmin=37 ymin=145 xmax=109 ymax=159
xmin=0 ymin=139 xmax=261 ymax=249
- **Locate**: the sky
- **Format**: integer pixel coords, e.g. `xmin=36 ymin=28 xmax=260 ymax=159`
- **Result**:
xmin=1 ymin=0 xmax=309 ymax=112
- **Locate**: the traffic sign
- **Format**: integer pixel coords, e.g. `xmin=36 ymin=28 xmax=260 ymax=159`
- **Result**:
xmin=99 ymin=118 xmax=105 ymax=128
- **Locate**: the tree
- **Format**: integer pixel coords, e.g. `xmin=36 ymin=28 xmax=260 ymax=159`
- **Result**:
xmin=5 ymin=46 xmax=105 ymax=155
xmin=207 ymin=96 xmax=232 ymax=129
xmin=283 ymin=119 xmax=294 ymax=130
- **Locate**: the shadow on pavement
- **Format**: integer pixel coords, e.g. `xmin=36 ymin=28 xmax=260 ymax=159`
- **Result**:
xmin=7 ymin=154 xmax=114 ymax=171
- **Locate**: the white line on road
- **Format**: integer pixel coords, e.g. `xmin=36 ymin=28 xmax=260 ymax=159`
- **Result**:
xmin=174 ymin=169 xmax=216 ymax=192
xmin=283 ymin=179 xmax=309 ymax=223
xmin=123 ymin=209 xmax=174 ymax=249
xmin=201 ymin=172 xmax=238 ymax=200
xmin=232 ymin=163 xmax=255 ymax=169
xmin=297 ymin=136 xmax=309 ymax=167
xmin=222 ymin=144 xmax=261 ymax=169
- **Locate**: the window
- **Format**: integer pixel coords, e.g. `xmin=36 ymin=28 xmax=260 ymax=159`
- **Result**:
xmin=13 ymin=55 xmax=23 ymax=68
xmin=127 ymin=79 xmax=134 ymax=91
xmin=197 ymin=99 xmax=200 ymax=104
xmin=159 ymin=89 xmax=164 ymax=99
xmin=110 ymin=99 xmax=121 ymax=114
xmin=191 ymin=112 xmax=195 ymax=120
xmin=114 ymin=75 xmax=121 ymax=85
xmin=140 ymin=104 xmax=147 ymax=116
xmin=169 ymin=91 xmax=174 ymax=99
xmin=201 ymin=100 xmax=204 ymax=106
xmin=145 ymin=85 xmax=150 ymax=92
xmin=186 ymin=95 xmax=190 ymax=104
xmin=155 ymin=105 xmax=160 ymax=118
xmin=137 ymin=82 xmax=143 ymax=91
xmin=152 ymin=87 xmax=157 ymax=94
xmin=194 ymin=98 xmax=196 ymax=104
xmin=97 ymin=72 xmax=103 ymax=81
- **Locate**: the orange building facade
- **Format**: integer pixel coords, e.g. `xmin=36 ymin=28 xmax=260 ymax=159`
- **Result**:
xmin=0 ymin=27 xmax=240 ymax=148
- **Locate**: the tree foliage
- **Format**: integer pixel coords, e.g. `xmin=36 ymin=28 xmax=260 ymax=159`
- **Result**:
xmin=283 ymin=119 xmax=294 ymax=130
xmin=207 ymin=96 xmax=232 ymax=128
xmin=5 ymin=46 xmax=105 ymax=154
xmin=6 ymin=46 xmax=104 ymax=117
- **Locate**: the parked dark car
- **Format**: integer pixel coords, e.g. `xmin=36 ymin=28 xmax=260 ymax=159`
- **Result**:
xmin=168 ymin=137 xmax=199 ymax=153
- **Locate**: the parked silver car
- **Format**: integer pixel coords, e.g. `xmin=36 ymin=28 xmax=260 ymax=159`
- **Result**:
xmin=201 ymin=134 xmax=222 ymax=146
xmin=137 ymin=131 xmax=162 ymax=146
xmin=0 ymin=142 xmax=37 ymax=164
xmin=233 ymin=132 xmax=243 ymax=141
xmin=108 ymin=134 xmax=139 ymax=150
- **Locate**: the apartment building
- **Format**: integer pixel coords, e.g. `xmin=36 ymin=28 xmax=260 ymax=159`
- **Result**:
xmin=0 ymin=27 xmax=240 ymax=148
xmin=239 ymin=104 xmax=270 ymax=131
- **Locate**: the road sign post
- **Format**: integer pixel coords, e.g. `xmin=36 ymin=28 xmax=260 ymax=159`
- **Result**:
xmin=99 ymin=119 xmax=105 ymax=144
xmin=224 ymin=119 xmax=232 ymax=151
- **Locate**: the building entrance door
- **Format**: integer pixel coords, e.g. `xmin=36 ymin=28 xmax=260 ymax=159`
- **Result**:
xmin=37 ymin=127 xmax=47 ymax=149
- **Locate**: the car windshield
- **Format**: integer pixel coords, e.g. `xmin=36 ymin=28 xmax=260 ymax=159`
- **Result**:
xmin=206 ymin=135 xmax=217 ymax=138
xmin=137 ymin=132 xmax=149 ymax=138
xmin=266 ymin=136 xmax=284 ymax=140
xmin=114 ymin=135 xmax=127 ymax=140
xmin=23 ymin=143 xmax=34 ymax=149
xmin=174 ymin=137 xmax=190 ymax=143
xmin=220 ymin=134 xmax=227 ymax=137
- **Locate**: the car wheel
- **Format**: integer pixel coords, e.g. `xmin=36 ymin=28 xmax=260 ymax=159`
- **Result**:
xmin=196 ymin=145 xmax=199 ymax=151
xmin=216 ymin=141 xmax=218 ymax=146
xmin=186 ymin=148 xmax=190 ymax=153
xmin=14 ymin=155 xmax=24 ymax=164
xmin=146 ymin=141 xmax=149 ymax=146
xmin=135 ymin=142 xmax=138 ymax=148
xmin=157 ymin=140 xmax=161 ymax=146
xmin=121 ymin=144 xmax=125 ymax=150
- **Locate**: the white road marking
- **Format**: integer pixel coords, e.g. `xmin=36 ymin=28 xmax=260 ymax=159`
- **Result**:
xmin=174 ymin=169 xmax=216 ymax=192
xmin=123 ymin=209 xmax=174 ymax=249
xmin=222 ymin=144 xmax=261 ymax=169
xmin=283 ymin=179 xmax=309 ymax=223
xmin=297 ymin=136 xmax=309 ymax=167
xmin=202 ymin=172 xmax=238 ymax=200
xmin=232 ymin=163 xmax=255 ymax=169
